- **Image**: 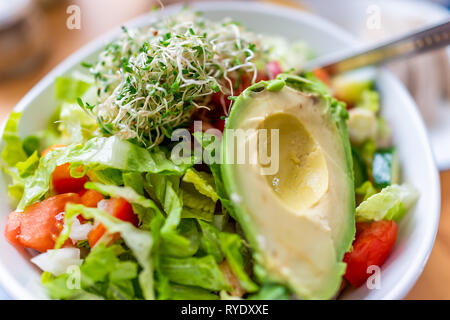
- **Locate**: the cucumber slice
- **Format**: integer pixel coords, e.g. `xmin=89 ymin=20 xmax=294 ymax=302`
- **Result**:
xmin=351 ymin=146 xmax=368 ymax=188
xmin=372 ymin=147 xmax=400 ymax=188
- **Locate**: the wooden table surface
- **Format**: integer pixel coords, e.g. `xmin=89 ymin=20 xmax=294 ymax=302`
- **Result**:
xmin=0 ymin=0 xmax=448 ymax=299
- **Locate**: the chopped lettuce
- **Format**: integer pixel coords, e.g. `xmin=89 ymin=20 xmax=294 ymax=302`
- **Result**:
xmin=22 ymin=135 xmax=40 ymax=157
xmin=249 ymin=283 xmax=290 ymax=300
xmin=193 ymin=132 xmax=238 ymax=220
xmin=0 ymin=112 xmax=40 ymax=203
xmin=355 ymin=89 xmax=380 ymax=113
xmin=182 ymin=168 xmax=219 ymax=202
xmin=167 ymin=284 xmax=219 ymax=300
xmin=160 ymin=219 xmax=200 ymax=257
xmin=160 ymin=255 xmax=230 ymax=291
xmin=198 ymin=220 xmax=223 ymax=263
xmin=17 ymin=136 xmax=191 ymax=211
xmin=54 ymin=76 xmax=91 ymax=102
xmin=356 ymin=181 xmax=378 ymax=201
xmin=219 ymin=232 xmax=258 ymax=293
xmin=42 ymin=244 xmax=138 ymax=300
xmin=356 ymin=184 xmax=419 ymax=222
xmin=85 ymin=182 xmax=159 ymax=211
xmin=58 ymin=102 xmax=97 ymax=143
xmin=146 ymin=173 xmax=183 ymax=236
xmin=181 ymin=184 xmax=215 ymax=222
xmin=65 ymin=204 xmax=154 ymax=299
xmin=1 ymin=112 xmax=27 ymax=167
xmin=16 ymin=151 xmax=39 ymax=178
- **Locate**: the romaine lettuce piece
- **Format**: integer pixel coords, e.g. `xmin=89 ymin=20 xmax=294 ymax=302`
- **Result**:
xmin=16 ymin=151 xmax=39 ymax=178
xmin=356 ymin=181 xmax=378 ymax=201
xmin=160 ymin=255 xmax=230 ymax=291
xmin=219 ymin=232 xmax=258 ymax=293
xmin=356 ymin=184 xmax=419 ymax=222
xmin=17 ymin=136 xmax=191 ymax=210
xmin=1 ymin=112 xmax=27 ymax=167
xmin=42 ymin=244 xmax=138 ymax=300
xmin=160 ymin=219 xmax=200 ymax=258
xmin=249 ymin=283 xmax=290 ymax=300
xmin=355 ymin=89 xmax=380 ymax=113
xmin=58 ymin=102 xmax=97 ymax=143
xmin=65 ymin=204 xmax=154 ymax=299
xmin=146 ymin=173 xmax=183 ymax=236
xmin=181 ymin=184 xmax=215 ymax=221
xmin=182 ymin=168 xmax=219 ymax=202
xmin=198 ymin=220 xmax=223 ymax=263
xmin=54 ymin=76 xmax=91 ymax=102
xmin=168 ymin=284 xmax=219 ymax=300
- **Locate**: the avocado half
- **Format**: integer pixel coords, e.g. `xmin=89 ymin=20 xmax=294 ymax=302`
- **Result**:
xmin=221 ymin=74 xmax=355 ymax=299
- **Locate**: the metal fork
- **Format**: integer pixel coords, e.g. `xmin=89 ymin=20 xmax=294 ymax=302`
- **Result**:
xmin=303 ymin=19 xmax=450 ymax=76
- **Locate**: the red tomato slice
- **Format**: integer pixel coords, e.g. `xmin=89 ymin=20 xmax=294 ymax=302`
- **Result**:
xmin=87 ymin=224 xmax=107 ymax=248
xmin=76 ymin=189 xmax=104 ymax=223
xmin=52 ymin=163 xmax=89 ymax=194
xmin=213 ymin=118 xmax=225 ymax=132
xmin=87 ymin=198 xmax=138 ymax=247
xmin=5 ymin=193 xmax=81 ymax=252
xmin=79 ymin=189 xmax=104 ymax=208
xmin=344 ymin=220 xmax=398 ymax=287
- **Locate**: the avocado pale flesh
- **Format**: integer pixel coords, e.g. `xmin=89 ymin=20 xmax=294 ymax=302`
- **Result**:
xmin=221 ymin=75 xmax=356 ymax=299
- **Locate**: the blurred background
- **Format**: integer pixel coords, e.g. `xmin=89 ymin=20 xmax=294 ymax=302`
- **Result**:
xmin=0 ymin=0 xmax=449 ymax=299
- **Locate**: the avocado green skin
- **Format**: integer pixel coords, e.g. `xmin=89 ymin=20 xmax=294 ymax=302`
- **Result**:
xmin=220 ymin=74 xmax=356 ymax=298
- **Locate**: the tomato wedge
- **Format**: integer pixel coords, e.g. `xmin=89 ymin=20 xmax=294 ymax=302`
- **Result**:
xmin=41 ymin=144 xmax=89 ymax=194
xmin=5 ymin=194 xmax=81 ymax=252
xmin=51 ymin=163 xmax=88 ymax=194
xmin=79 ymin=189 xmax=104 ymax=208
xmin=87 ymin=198 xmax=138 ymax=247
xmin=344 ymin=220 xmax=398 ymax=287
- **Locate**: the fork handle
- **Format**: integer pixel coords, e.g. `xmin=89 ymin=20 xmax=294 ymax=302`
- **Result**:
xmin=304 ymin=19 xmax=450 ymax=76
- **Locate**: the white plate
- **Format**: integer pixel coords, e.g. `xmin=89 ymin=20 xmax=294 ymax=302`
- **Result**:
xmin=0 ymin=1 xmax=441 ymax=300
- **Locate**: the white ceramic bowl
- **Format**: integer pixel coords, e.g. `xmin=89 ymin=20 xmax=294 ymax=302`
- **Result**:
xmin=0 ymin=1 xmax=440 ymax=300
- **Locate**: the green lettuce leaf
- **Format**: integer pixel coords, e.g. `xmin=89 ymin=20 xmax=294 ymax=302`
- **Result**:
xmin=219 ymin=232 xmax=258 ymax=293
xmin=17 ymin=136 xmax=191 ymax=211
xmin=356 ymin=184 xmax=419 ymax=222
xmin=54 ymin=76 xmax=90 ymax=102
xmin=193 ymin=132 xmax=237 ymax=220
xmin=182 ymin=168 xmax=218 ymax=202
xmin=58 ymin=102 xmax=97 ymax=143
xmin=249 ymin=283 xmax=290 ymax=300
xmin=198 ymin=220 xmax=223 ymax=263
xmin=22 ymin=135 xmax=40 ymax=157
xmin=356 ymin=181 xmax=378 ymax=201
xmin=160 ymin=255 xmax=230 ymax=291
xmin=1 ymin=112 xmax=27 ymax=167
xmin=65 ymin=204 xmax=154 ymax=299
xmin=16 ymin=151 xmax=40 ymax=178
xmin=181 ymin=183 xmax=215 ymax=222
xmin=167 ymin=284 xmax=219 ymax=300
xmin=42 ymin=244 xmax=139 ymax=300
xmin=160 ymin=219 xmax=200 ymax=258
xmin=356 ymin=89 xmax=380 ymax=113
xmin=146 ymin=173 xmax=183 ymax=236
